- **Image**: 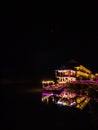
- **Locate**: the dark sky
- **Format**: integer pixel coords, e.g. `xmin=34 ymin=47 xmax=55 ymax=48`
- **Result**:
xmin=0 ymin=2 xmax=98 ymax=82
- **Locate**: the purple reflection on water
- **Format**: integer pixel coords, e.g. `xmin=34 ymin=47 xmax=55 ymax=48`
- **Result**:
xmin=42 ymin=84 xmax=67 ymax=91
xmin=42 ymin=92 xmax=53 ymax=96
xmin=42 ymin=92 xmax=59 ymax=97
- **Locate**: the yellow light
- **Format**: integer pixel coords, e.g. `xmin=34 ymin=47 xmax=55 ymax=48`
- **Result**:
xmin=42 ymin=80 xmax=55 ymax=84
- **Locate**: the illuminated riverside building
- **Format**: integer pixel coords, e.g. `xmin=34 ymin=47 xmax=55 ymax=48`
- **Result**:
xmin=41 ymin=62 xmax=98 ymax=110
xmin=42 ymin=63 xmax=96 ymax=87
xmin=42 ymin=80 xmax=55 ymax=87
xmin=55 ymin=69 xmax=76 ymax=84
xmin=54 ymin=64 xmax=95 ymax=84
xmin=74 ymin=65 xmax=92 ymax=74
xmin=74 ymin=65 xmax=95 ymax=80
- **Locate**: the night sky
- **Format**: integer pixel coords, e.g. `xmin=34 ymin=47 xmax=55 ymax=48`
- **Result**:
xmin=0 ymin=3 xmax=98 ymax=85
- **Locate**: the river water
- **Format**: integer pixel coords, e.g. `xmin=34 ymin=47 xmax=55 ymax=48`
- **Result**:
xmin=1 ymin=84 xmax=98 ymax=130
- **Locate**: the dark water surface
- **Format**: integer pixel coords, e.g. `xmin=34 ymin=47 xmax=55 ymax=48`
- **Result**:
xmin=1 ymin=84 xmax=98 ymax=130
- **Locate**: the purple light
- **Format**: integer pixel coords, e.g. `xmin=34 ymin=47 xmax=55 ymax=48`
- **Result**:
xmin=42 ymin=92 xmax=53 ymax=96
xmin=42 ymin=92 xmax=59 ymax=97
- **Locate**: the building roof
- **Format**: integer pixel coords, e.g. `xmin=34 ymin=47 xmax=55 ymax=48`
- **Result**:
xmin=55 ymin=60 xmax=79 ymax=70
xmin=66 ymin=59 xmax=80 ymax=67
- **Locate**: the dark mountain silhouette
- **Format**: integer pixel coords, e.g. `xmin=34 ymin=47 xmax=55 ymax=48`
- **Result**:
xmin=59 ymin=59 xmax=80 ymax=70
xmin=66 ymin=59 xmax=80 ymax=66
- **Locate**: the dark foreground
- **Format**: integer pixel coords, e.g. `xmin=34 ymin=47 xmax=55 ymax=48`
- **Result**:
xmin=1 ymin=84 xmax=98 ymax=130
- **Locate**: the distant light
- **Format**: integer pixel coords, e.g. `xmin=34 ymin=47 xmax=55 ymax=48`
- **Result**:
xmin=70 ymin=102 xmax=76 ymax=107
xmin=42 ymin=80 xmax=55 ymax=84
xmin=62 ymin=102 xmax=66 ymax=106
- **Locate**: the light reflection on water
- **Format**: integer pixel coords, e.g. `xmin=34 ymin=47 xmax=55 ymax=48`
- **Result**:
xmin=41 ymin=88 xmax=98 ymax=111
xmin=24 ymin=86 xmax=98 ymax=114
xmin=26 ymin=88 xmax=42 ymax=93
